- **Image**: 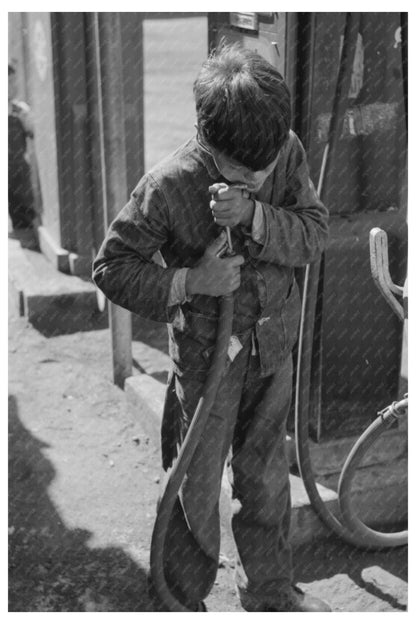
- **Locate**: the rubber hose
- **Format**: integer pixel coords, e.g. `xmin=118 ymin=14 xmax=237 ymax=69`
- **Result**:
xmin=295 ymin=273 xmax=381 ymax=549
xmin=338 ymin=414 xmax=408 ymax=548
xmin=150 ymin=294 xmax=234 ymax=611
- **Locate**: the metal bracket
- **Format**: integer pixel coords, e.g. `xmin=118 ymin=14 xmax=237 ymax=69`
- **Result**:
xmin=369 ymin=227 xmax=404 ymax=321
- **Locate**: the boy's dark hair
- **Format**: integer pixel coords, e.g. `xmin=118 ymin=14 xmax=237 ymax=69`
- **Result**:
xmin=194 ymin=43 xmax=291 ymax=171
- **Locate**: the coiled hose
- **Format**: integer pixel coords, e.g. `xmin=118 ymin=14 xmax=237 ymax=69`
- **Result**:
xmin=337 ymin=399 xmax=408 ymax=547
xmin=296 ymin=322 xmax=408 ymax=550
xmin=150 ymin=294 xmax=234 ymax=611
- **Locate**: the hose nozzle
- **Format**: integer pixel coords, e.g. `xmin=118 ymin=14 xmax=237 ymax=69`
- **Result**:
xmin=209 ymin=182 xmax=248 ymax=256
xmin=224 ymin=226 xmax=233 ymax=254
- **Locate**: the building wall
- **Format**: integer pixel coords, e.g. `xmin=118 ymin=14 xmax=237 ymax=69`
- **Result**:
xmin=8 ymin=13 xmax=28 ymax=100
xmin=24 ymin=13 xmax=62 ymax=246
xmin=9 ymin=12 xmax=145 ymax=274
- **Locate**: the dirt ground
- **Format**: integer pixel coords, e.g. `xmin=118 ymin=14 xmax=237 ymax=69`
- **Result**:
xmin=8 ymin=266 xmax=408 ymax=613
xmin=8 ymin=297 xmax=155 ymax=611
xmin=7 ymin=261 xmax=242 ymax=612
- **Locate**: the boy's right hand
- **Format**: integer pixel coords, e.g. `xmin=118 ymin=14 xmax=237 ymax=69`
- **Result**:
xmin=185 ymin=232 xmax=244 ymax=297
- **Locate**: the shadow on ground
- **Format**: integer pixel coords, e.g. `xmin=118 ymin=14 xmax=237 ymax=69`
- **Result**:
xmin=9 ymin=228 xmax=40 ymax=251
xmin=29 ymin=307 xmax=109 ymax=338
xmin=293 ymin=536 xmax=407 ymax=611
xmin=9 ymin=227 xmax=172 ymax=350
xmin=8 ymin=390 xmax=408 ymax=612
xmin=27 ymin=305 xmax=170 ymax=346
xmin=8 ymin=395 xmax=153 ymax=612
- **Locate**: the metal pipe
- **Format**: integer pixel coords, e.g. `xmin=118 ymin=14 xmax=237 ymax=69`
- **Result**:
xmin=95 ymin=12 xmax=132 ymax=387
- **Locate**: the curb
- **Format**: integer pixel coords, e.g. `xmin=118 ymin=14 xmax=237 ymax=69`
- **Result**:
xmin=9 ymin=237 xmax=100 ymax=333
xmin=125 ymin=374 xmax=407 ymax=545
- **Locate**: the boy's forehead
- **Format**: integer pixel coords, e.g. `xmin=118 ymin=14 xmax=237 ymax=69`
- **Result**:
xmin=215 ymin=150 xmax=246 ymax=169
xmin=197 ymin=130 xmax=280 ymax=173
xmin=215 ymin=147 xmax=279 ymax=172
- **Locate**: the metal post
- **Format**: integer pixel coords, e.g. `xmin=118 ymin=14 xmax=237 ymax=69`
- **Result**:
xmin=95 ymin=12 xmax=132 ymax=386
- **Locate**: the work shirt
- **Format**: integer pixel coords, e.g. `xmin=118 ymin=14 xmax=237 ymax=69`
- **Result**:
xmin=93 ymin=130 xmax=329 ymax=378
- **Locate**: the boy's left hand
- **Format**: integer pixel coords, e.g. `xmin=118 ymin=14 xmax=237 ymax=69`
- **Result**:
xmin=209 ymin=184 xmax=255 ymax=228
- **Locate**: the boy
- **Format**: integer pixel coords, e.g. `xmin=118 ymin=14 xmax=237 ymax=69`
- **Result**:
xmin=93 ymin=44 xmax=330 ymax=612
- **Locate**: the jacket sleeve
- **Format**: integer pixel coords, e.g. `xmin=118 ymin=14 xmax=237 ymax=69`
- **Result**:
xmin=92 ymin=173 xmax=179 ymax=323
xmin=245 ymin=133 xmax=329 ymax=267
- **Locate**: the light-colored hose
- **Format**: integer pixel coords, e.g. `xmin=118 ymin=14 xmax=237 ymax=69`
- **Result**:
xmin=338 ymin=402 xmax=408 ymax=548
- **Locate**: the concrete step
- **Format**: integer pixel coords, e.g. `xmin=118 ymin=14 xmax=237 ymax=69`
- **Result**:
xmin=8 ymin=237 xmax=101 ymax=334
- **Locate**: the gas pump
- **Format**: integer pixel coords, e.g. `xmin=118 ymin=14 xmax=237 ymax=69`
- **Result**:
xmin=206 ymin=8 xmax=408 ymax=542
xmin=208 ymin=10 xmax=407 ymax=442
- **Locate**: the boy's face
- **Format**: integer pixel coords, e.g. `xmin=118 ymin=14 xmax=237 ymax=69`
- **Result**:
xmin=209 ymin=147 xmax=279 ymax=193
xmin=197 ymin=131 xmax=278 ymax=193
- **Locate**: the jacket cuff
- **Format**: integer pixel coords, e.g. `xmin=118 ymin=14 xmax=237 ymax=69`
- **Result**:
xmin=168 ymin=268 xmax=192 ymax=305
xmin=251 ymin=201 xmax=266 ymax=244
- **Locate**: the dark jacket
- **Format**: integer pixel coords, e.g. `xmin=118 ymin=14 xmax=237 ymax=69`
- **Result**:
xmin=93 ymin=131 xmax=329 ymax=378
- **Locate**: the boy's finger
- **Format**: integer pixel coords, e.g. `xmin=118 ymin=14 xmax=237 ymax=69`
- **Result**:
xmin=213 ymin=188 xmax=243 ymax=201
xmin=210 ymin=201 xmax=233 ymax=214
xmin=209 ymin=182 xmax=228 ymax=193
xmin=225 ymin=254 xmax=245 ymax=267
xmin=209 ymin=183 xmax=247 ymax=200
xmin=208 ymin=182 xmax=228 ymax=197
xmin=211 ymin=198 xmax=241 ymax=212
